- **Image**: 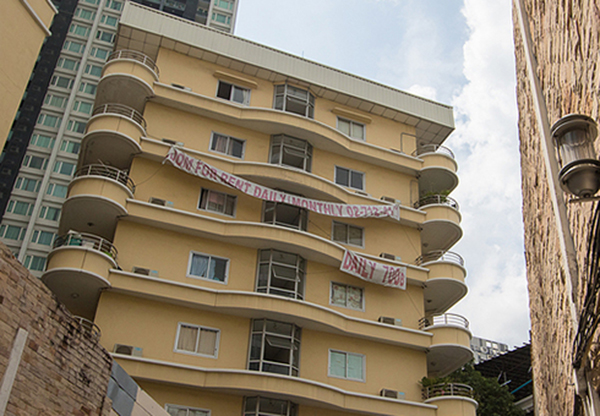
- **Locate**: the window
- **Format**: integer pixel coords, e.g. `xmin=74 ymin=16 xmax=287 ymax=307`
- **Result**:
xmin=90 ymin=47 xmax=110 ymax=61
xmin=214 ymin=0 xmax=234 ymax=10
xmin=60 ymin=140 xmax=81 ymax=154
xmin=24 ymin=255 xmax=46 ymax=272
xmin=83 ymin=0 xmax=99 ymax=4
xmin=106 ymin=0 xmax=122 ymax=10
xmin=67 ymin=119 xmax=87 ymax=134
xmin=330 ymin=282 xmax=364 ymax=310
xmin=243 ymin=397 xmax=297 ymax=416
xmin=211 ymin=12 xmax=231 ymax=25
xmin=73 ymin=100 xmax=93 ymax=115
xmin=15 ymin=177 xmax=41 ymax=193
xmin=6 ymin=200 xmax=33 ymax=216
xmin=335 ymin=166 xmax=365 ymax=191
xmin=31 ymin=230 xmax=56 ymax=246
xmin=0 ymin=225 xmax=26 ymax=241
xmin=332 ymin=221 xmax=364 ymax=247
xmin=198 ymin=188 xmax=236 ymax=216
xmin=187 ymin=252 xmax=229 ymax=283
xmin=46 ymin=183 xmax=68 ymax=198
xmin=174 ymin=323 xmax=219 ymax=357
xmin=50 ymin=75 xmax=73 ymax=89
xmin=337 ymin=117 xmax=365 ymax=140
xmin=274 ymin=84 xmax=314 ymax=119
xmin=31 ymin=134 xmax=55 ymax=149
xmin=165 ymin=404 xmax=210 ymax=416
xmin=100 ymin=14 xmax=118 ymax=27
xmin=74 ymin=7 xmax=96 ymax=20
xmin=37 ymin=113 xmax=62 ymax=128
xmin=216 ymin=81 xmax=250 ymax=105
xmin=57 ymin=57 xmax=80 ymax=71
xmin=262 ymin=202 xmax=307 ymax=231
xmin=23 ymin=155 xmax=48 ymax=170
xmin=69 ymin=23 xmax=91 ymax=37
xmin=39 ymin=205 xmax=61 ymax=221
xmin=63 ymin=40 xmax=85 ymax=54
xmin=79 ymin=81 xmax=97 ymax=95
xmin=249 ymin=319 xmax=301 ymax=377
xmin=210 ymin=132 xmax=244 ymax=158
xmin=269 ymin=135 xmax=312 ymax=172
xmin=257 ymin=249 xmax=305 ymax=300
xmin=85 ymin=64 xmax=103 ymax=77
xmin=96 ymin=30 xmax=115 ymax=43
xmin=44 ymin=94 xmax=67 ymax=108
xmin=329 ymin=350 xmax=365 ymax=381
xmin=53 ymin=161 xmax=76 ymax=176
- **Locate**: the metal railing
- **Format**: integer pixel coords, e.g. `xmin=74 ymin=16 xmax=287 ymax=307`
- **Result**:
xmin=73 ymin=316 xmax=101 ymax=341
xmin=92 ymin=103 xmax=147 ymax=130
xmin=415 ymin=250 xmax=465 ymax=267
xmin=107 ymin=49 xmax=160 ymax=77
xmin=422 ymin=383 xmax=474 ymax=400
xmin=54 ymin=232 xmax=118 ymax=260
xmin=413 ymin=194 xmax=459 ymax=210
xmin=419 ymin=313 xmax=470 ymax=330
xmin=412 ymin=144 xmax=455 ymax=159
xmin=75 ymin=164 xmax=135 ymax=193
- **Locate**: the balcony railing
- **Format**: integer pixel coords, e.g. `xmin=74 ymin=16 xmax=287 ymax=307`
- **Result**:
xmin=422 ymin=383 xmax=474 ymax=400
xmin=419 ymin=313 xmax=470 ymax=330
xmin=74 ymin=164 xmax=135 ymax=193
xmin=415 ymin=250 xmax=465 ymax=267
xmin=414 ymin=194 xmax=459 ymax=210
xmin=73 ymin=316 xmax=101 ymax=341
xmin=92 ymin=103 xmax=147 ymax=130
xmin=54 ymin=232 xmax=118 ymax=260
xmin=412 ymin=144 xmax=456 ymax=159
xmin=107 ymin=49 xmax=160 ymax=77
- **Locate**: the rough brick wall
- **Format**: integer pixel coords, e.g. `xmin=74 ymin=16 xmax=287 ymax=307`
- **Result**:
xmin=513 ymin=0 xmax=600 ymax=414
xmin=0 ymin=242 xmax=113 ymax=415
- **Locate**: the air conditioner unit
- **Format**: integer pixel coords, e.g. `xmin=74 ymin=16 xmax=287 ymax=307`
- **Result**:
xmin=354 ymin=190 xmax=370 ymax=197
xmin=149 ymin=197 xmax=174 ymax=208
xmin=162 ymin=138 xmax=185 ymax=147
xmin=378 ymin=316 xmax=402 ymax=326
xmin=171 ymin=83 xmax=192 ymax=92
xmin=380 ymin=196 xmax=398 ymax=204
xmin=113 ymin=344 xmax=143 ymax=357
xmin=132 ymin=266 xmax=159 ymax=277
xmin=380 ymin=389 xmax=406 ymax=400
xmin=379 ymin=252 xmax=401 ymax=262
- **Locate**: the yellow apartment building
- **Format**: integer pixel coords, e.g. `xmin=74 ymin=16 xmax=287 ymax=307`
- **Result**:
xmin=41 ymin=2 xmax=475 ymax=415
xmin=0 ymin=0 xmax=56 ymax=148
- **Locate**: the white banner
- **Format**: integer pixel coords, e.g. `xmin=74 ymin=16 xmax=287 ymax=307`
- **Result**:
xmin=340 ymin=250 xmax=406 ymax=290
xmin=164 ymin=147 xmax=400 ymax=220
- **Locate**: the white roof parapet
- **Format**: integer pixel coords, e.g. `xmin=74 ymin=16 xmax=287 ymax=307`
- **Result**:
xmin=118 ymin=2 xmax=455 ymax=145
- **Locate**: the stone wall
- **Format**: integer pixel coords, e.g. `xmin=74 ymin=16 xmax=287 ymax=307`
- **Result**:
xmin=513 ymin=0 xmax=600 ymax=414
xmin=0 ymin=242 xmax=113 ymax=415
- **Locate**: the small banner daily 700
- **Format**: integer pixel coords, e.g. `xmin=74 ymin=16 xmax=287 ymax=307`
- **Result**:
xmin=164 ymin=147 xmax=400 ymax=220
xmin=340 ymin=250 xmax=407 ymax=290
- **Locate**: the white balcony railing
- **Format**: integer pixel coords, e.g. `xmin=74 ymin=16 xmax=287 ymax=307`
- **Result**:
xmin=107 ymin=49 xmax=159 ymax=77
xmin=422 ymin=382 xmax=474 ymax=400
xmin=92 ymin=103 xmax=147 ymax=130
xmin=419 ymin=313 xmax=470 ymax=330
xmin=415 ymin=250 xmax=465 ymax=267
xmin=74 ymin=164 xmax=135 ymax=193
xmin=53 ymin=232 xmax=118 ymax=260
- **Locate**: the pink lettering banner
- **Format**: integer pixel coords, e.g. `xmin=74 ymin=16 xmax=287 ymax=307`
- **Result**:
xmin=164 ymin=147 xmax=400 ymax=220
xmin=340 ymin=250 xmax=406 ymax=289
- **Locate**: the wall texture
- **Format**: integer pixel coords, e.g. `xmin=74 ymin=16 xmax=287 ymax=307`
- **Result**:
xmin=0 ymin=242 xmax=113 ymax=415
xmin=513 ymin=0 xmax=600 ymax=414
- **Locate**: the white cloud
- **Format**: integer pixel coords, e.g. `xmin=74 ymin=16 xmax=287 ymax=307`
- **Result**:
xmin=407 ymin=85 xmax=438 ymax=101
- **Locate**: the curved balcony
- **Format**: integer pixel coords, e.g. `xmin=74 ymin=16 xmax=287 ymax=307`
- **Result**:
xmin=42 ymin=232 xmax=117 ymax=320
xmin=96 ymin=50 xmax=159 ymax=113
xmin=60 ymin=165 xmax=134 ymax=240
xmin=420 ymin=314 xmax=473 ymax=377
xmin=73 ymin=316 xmax=102 ymax=341
xmin=80 ymin=104 xmax=146 ymax=170
xmin=423 ymin=383 xmax=478 ymax=416
xmin=416 ymin=195 xmax=463 ymax=253
xmin=417 ymin=251 xmax=468 ymax=315
xmin=414 ymin=145 xmax=459 ymax=195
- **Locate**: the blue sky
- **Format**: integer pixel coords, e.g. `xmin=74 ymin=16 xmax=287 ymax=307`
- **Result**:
xmin=236 ymin=0 xmax=529 ymax=348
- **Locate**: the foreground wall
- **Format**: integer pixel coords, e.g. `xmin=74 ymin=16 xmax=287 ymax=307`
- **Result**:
xmin=513 ymin=0 xmax=600 ymax=414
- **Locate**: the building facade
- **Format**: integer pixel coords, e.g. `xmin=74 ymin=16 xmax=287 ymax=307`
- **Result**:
xmin=0 ymin=0 xmax=238 ymax=276
xmin=41 ymin=2 xmax=476 ymax=415
xmin=470 ymin=336 xmax=509 ymax=364
xmin=513 ymin=0 xmax=600 ymax=414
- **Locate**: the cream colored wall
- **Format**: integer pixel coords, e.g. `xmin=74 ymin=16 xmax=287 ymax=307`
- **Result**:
xmin=0 ymin=0 xmax=55 ymax=147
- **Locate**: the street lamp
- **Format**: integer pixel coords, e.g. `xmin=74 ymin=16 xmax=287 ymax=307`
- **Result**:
xmin=551 ymin=114 xmax=600 ymax=199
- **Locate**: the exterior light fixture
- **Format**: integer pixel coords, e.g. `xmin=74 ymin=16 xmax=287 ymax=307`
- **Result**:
xmin=551 ymin=114 xmax=600 ymax=199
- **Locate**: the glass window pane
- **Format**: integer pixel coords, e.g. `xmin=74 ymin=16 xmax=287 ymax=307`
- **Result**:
xmin=336 ymin=167 xmax=349 ymax=187
xmin=198 ymin=328 xmax=217 ymax=355
xmin=330 ymin=351 xmax=346 ymax=377
xmin=348 ymin=226 xmax=363 ymax=246
xmin=209 ymin=257 xmax=227 ymax=281
xmin=347 ymin=354 xmax=364 ymax=380
xmin=350 ymin=171 xmax=364 ymax=189
xmin=177 ymin=325 xmax=198 ymax=352
xmin=331 ymin=283 xmax=346 ymax=306
xmin=189 ymin=254 xmax=209 ymax=277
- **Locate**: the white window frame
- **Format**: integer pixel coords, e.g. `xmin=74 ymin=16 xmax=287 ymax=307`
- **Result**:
xmin=173 ymin=322 xmax=220 ymax=358
xmin=215 ymin=80 xmax=250 ymax=105
xmin=334 ymin=166 xmax=365 ymax=191
xmin=329 ymin=282 xmax=365 ymax=311
xmin=331 ymin=221 xmax=364 ymax=248
xmin=187 ymin=251 xmax=230 ymax=284
xmin=165 ymin=404 xmax=211 ymax=416
xmin=209 ymin=132 xmax=245 ymax=159
xmin=337 ymin=117 xmax=366 ymax=141
xmin=328 ymin=349 xmax=366 ymax=382
xmin=198 ymin=188 xmax=237 ymax=217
